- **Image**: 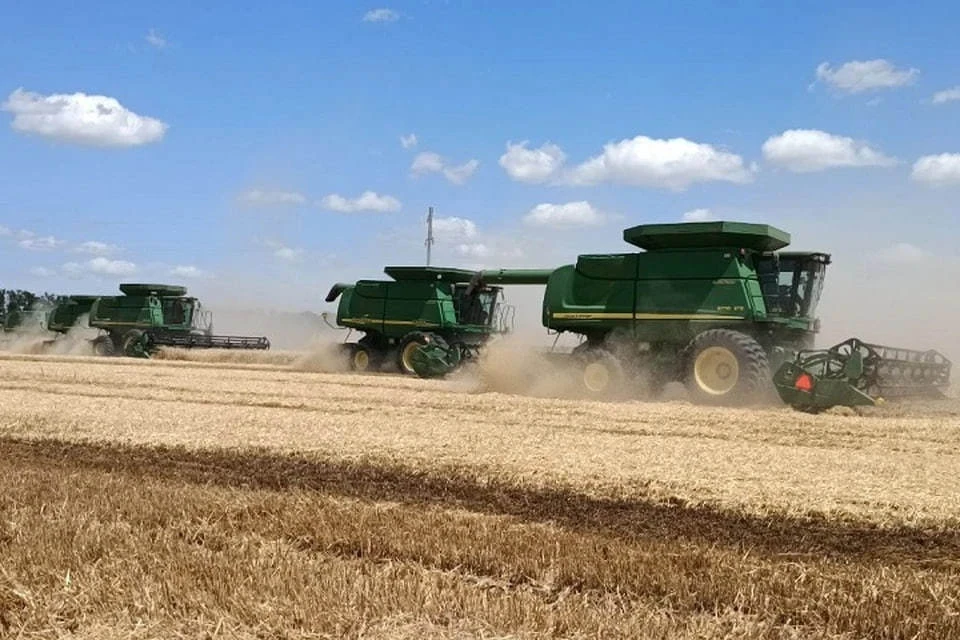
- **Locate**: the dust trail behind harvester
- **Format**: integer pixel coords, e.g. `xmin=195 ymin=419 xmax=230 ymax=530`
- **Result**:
xmin=291 ymin=339 xmax=353 ymax=373
xmin=0 ymin=313 xmax=97 ymax=356
xmin=457 ymin=336 xmax=570 ymax=397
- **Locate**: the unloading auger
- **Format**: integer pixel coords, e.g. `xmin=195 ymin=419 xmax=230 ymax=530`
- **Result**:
xmin=772 ymin=338 xmax=952 ymax=412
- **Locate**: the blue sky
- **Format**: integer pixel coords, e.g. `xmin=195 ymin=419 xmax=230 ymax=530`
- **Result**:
xmin=1 ymin=1 xmax=959 ymax=350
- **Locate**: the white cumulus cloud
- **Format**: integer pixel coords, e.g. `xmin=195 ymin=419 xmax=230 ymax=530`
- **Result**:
xmin=681 ymin=208 xmax=713 ymax=222
xmin=762 ymin=129 xmax=895 ymax=172
xmin=932 ymin=87 xmax=960 ymax=105
xmin=411 ymin=151 xmax=443 ymax=174
xmin=88 ymin=257 xmax=136 ymax=276
xmin=363 ymin=8 xmax=399 ymax=22
xmin=265 ymin=240 xmax=304 ymax=263
xmin=29 ymin=266 xmax=56 ymax=277
xmin=814 ymin=59 xmax=918 ymax=94
xmin=400 ymin=133 xmax=417 ymax=149
xmin=145 ymin=29 xmax=167 ymax=49
xmin=456 ymin=243 xmax=491 ymax=259
xmin=443 ymin=159 xmax=479 ymax=184
xmin=411 ymin=152 xmax=479 ymax=185
xmin=62 ymin=257 xmax=137 ymax=277
xmin=320 ymin=191 xmax=401 ymax=213
xmin=237 ymin=189 xmax=307 ymax=208
xmin=0 ymin=225 xmax=10 ymax=236
xmin=911 ymin=153 xmax=960 ymax=186
xmin=565 ymin=135 xmax=753 ymax=190
xmin=2 ymin=88 xmax=167 ymax=147
xmin=75 ymin=240 xmax=119 ymax=256
xmin=499 ymin=141 xmax=567 ymax=184
xmin=18 ymin=231 xmax=63 ymax=251
xmin=170 ymin=265 xmax=207 ymax=278
xmin=433 ymin=216 xmax=478 ymax=240
xmin=523 ymin=202 xmax=604 ymax=229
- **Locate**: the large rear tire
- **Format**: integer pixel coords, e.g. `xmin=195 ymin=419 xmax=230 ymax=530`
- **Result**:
xmin=684 ymin=329 xmax=769 ymax=405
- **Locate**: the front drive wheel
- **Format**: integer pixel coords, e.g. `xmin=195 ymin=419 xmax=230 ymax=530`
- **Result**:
xmin=121 ymin=330 xmax=150 ymax=358
xmin=578 ymin=349 xmax=625 ymax=399
xmin=396 ymin=332 xmax=428 ymax=375
xmin=349 ymin=343 xmax=381 ymax=372
xmin=684 ymin=329 xmax=769 ymax=405
xmin=91 ymin=335 xmax=116 ymax=357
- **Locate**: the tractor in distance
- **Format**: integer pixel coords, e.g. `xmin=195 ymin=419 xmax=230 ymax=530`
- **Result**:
xmin=45 ymin=284 xmax=270 ymax=357
xmin=324 ymin=266 xmax=553 ymax=375
xmin=407 ymin=221 xmax=951 ymax=410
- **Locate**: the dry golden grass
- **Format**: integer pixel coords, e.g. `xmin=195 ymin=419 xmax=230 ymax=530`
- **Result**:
xmin=0 ymin=352 xmax=959 ymax=637
xmin=0 ymin=353 xmax=958 ymax=526
xmin=1 ymin=438 xmax=959 ymax=639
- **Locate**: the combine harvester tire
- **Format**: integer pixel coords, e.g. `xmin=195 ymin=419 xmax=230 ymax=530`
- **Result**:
xmin=684 ymin=329 xmax=771 ymax=406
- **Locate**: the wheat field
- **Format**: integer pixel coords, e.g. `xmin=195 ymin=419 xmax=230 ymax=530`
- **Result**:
xmin=0 ymin=350 xmax=958 ymax=638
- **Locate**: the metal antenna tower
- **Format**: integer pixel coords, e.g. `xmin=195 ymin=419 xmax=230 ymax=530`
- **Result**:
xmin=425 ymin=206 xmax=435 ymax=266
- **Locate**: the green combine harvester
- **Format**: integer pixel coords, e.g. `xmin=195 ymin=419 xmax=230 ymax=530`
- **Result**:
xmin=43 ymin=284 xmax=270 ymax=357
xmin=325 ymin=266 xmax=552 ymax=374
xmin=2 ymin=308 xmax=48 ymax=333
xmin=327 ymin=221 xmax=951 ymax=411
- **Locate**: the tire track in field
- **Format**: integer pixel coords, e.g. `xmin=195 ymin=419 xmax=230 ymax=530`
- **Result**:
xmin=2 ymin=436 xmax=957 ymax=566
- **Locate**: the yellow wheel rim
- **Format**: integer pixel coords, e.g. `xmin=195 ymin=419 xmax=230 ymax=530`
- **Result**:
xmin=400 ymin=341 xmax=420 ymax=373
xmin=353 ymin=349 xmax=370 ymax=371
xmin=583 ymin=362 xmax=611 ymax=393
xmin=694 ymin=346 xmax=739 ymax=395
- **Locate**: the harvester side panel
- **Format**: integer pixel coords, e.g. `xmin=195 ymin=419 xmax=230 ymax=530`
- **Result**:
xmin=89 ymin=296 xmax=159 ymax=328
xmin=47 ymin=297 xmax=97 ymax=333
xmin=545 ymin=249 xmax=758 ymax=343
xmin=337 ymin=280 xmax=457 ymax=339
xmin=544 ymin=264 xmax=636 ymax=333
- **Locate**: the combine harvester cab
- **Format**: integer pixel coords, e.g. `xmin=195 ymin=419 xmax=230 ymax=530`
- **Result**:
xmin=537 ymin=221 xmax=950 ymax=409
xmin=82 ymin=283 xmax=270 ymax=357
xmin=324 ymin=266 xmax=552 ymax=376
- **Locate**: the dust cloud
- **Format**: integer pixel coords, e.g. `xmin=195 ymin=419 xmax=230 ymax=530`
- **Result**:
xmin=817 ymin=258 xmax=960 ymax=363
xmin=291 ymin=339 xmax=352 ymax=373
xmin=0 ymin=314 xmax=98 ymax=356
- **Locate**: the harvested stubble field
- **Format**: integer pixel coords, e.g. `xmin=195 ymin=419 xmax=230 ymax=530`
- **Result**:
xmin=0 ymin=351 xmax=959 ymax=638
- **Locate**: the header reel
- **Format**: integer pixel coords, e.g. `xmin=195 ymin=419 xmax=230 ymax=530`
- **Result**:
xmin=774 ymin=338 xmax=951 ymax=412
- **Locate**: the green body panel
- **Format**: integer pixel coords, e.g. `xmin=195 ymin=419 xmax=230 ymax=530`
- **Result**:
xmin=338 ymin=278 xmax=457 ymax=339
xmin=328 ymin=266 xmax=550 ymax=372
xmin=623 ymin=221 xmax=790 ymax=252
xmin=542 ymin=242 xmax=821 ymax=350
xmin=47 ymin=296 xmax=98 ymax=332
xmin=89 ymin=294 xmax=198 ymax=333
